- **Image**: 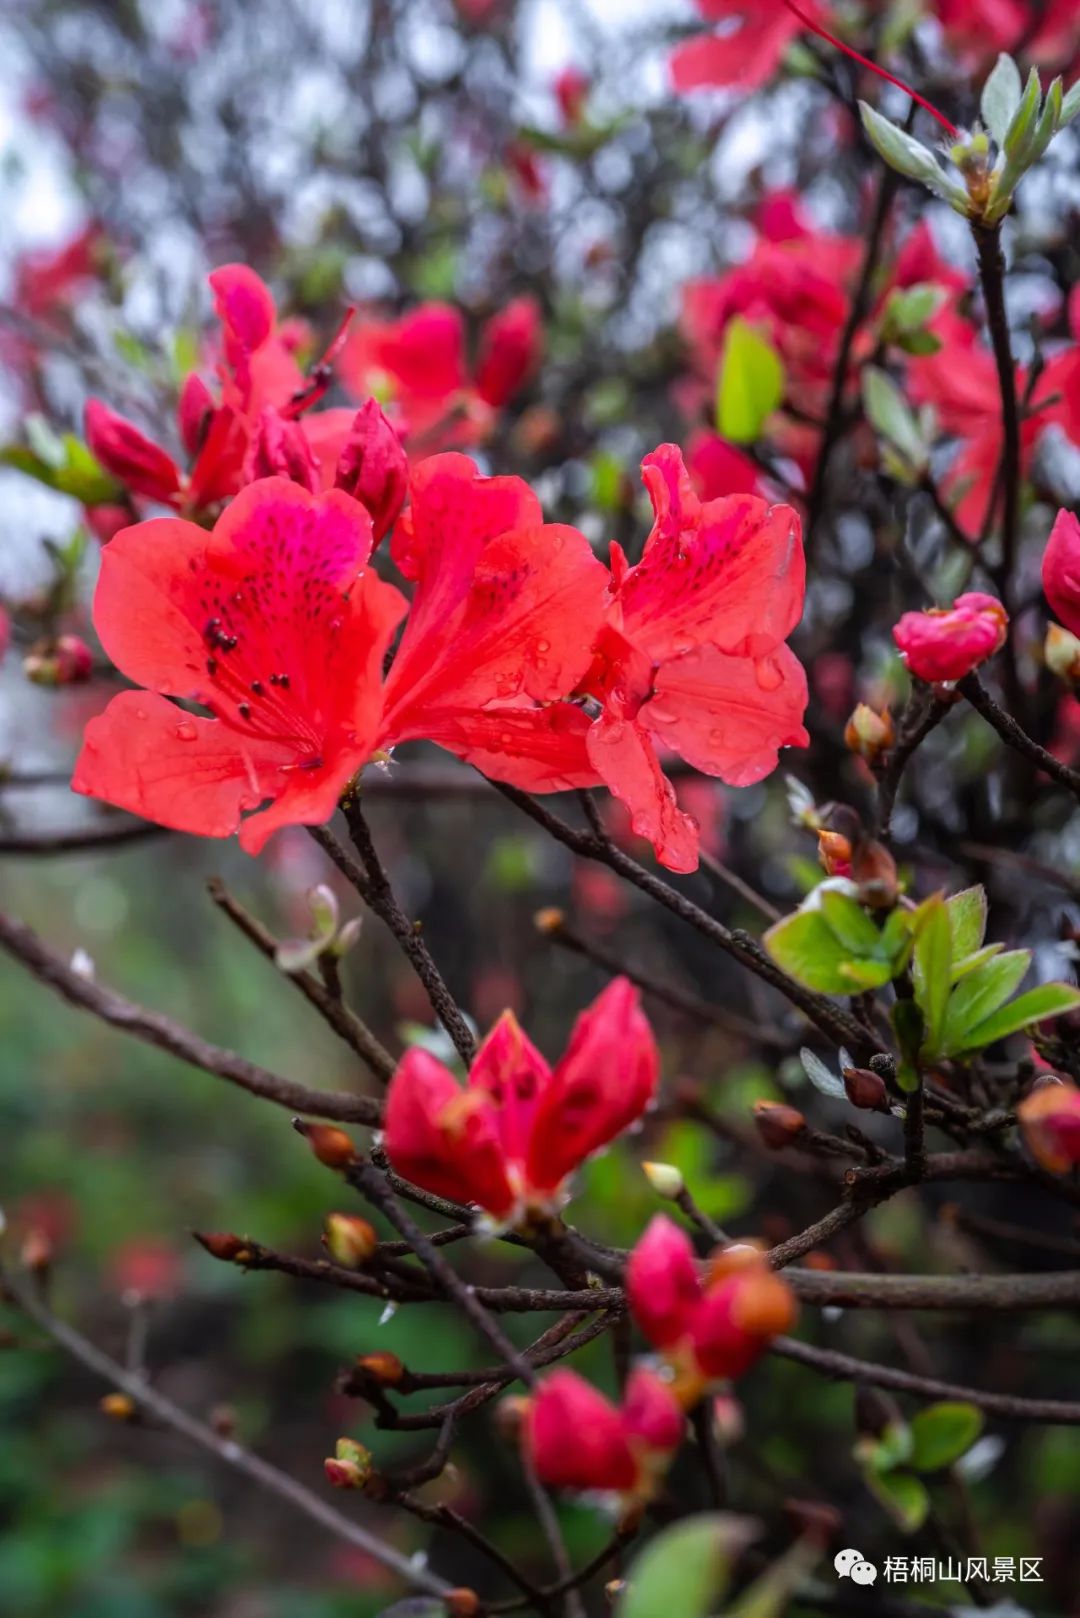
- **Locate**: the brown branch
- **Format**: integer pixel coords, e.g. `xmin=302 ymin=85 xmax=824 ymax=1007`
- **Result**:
xmin=0 ymin=908 xmax=383 ymax=1126
xmin=206 ymin=877 xmax=395 ymax=1082
xmin=959 ymin=672 xmax=1080 ymax=804
xmin=497 ymin=784 xmax=879 ymax=1061
xmin=775 ymin=1335 xmax=1080 ymax=1424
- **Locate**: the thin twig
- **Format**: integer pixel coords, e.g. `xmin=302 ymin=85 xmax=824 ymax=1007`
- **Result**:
xmin=0 ymin=908 xmax=383 ymax=1125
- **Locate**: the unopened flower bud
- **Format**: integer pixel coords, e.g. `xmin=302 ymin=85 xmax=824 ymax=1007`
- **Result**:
xmin=292 ymin=1119 xmax=358 ymax=1169
xmin=642 ymin=1160 xmax=685 ymax=1199
xmin=323 ymin=1213 xmax=378 ymax=1268
xmin=851 ymin=837 xmax=899 ymax=910
xmin=604 ymin=1580 xmax=629 ymax=1604
xmin=751 ymin=1100 xmax=806 ymax=1149
xmin=496 ymin=1394 xmax=531 ymax=1442
xmin=711 ymin=1393 xmax=744 ymax=1445
xmin=243 ymin=407 xmax=319 ymax=492
xmin=533 ymin=906 xmax=565 ymax=935
xmin=844 ymin=703 xmax=895 ymax=763
xmin=194 ymin=1231 xmax=253 ymax=1264
xmin=446 ymin=1590 xmax=481 ymax=1618
xmin=334 ymin=398 xmax=408 ymax=543
xmin=354 ymin=1350 xmax=405 ymax=1386
xmin=842 ymin=1065 xmax=890 ymax=1112
xmin=324 ymin=1437 xmax=374 ymax=1490
xmin=1017 ymin=1079 xmax=1080 ymax=1175
xmin=100 ymin=1391 xmax=136 ymax=1421
xmin=1045 ymin=622 xmax=1080 ymax=686
xmin=817 ymin=828 xmax=852 ymax=877
xmin=24 ymin=634 xmax=94 ymax=687
xmin=20 ymin=1227 xmax=53 ymax=1272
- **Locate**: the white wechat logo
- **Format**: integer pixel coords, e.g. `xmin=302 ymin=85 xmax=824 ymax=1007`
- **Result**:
xmin=835 ymin=1548 xmax=878 ymax=1586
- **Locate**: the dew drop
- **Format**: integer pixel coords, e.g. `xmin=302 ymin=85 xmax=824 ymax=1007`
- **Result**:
xmin=536 ymin=639 xmax=550 ymax=654
xmin=755 ymin=656 xmax=783 ymax=692
xmin=175 ymin=721 xmax=197 ymax=742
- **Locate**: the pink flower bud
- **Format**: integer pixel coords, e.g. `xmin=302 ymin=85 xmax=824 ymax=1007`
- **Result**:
xmin=334 ymin=399 xmax=408 ymax=542
xmin=24 ymin=634 xmax=94 ymax=687
xmin=625 ymin=1215 xmax=702 ymax=1352
xmin=474 ymin=298 xmax=543 ymax=409
xmin=1043 ymin=510 xmax=1080 ymax=639
xmin=85 ymin=400 xmax=182 ymax=503
xmin=178 ymin=373 xmax=216 ymax=457
xmin=621 ymin=1368 xmax=684 ymax=1454
xmin=554 ymin=67 xmax=590 ymax=128
xmin=1017 ymin=1080 xmax=1080 ymax=1175
xmin=527 ymin=1371 xmax=638 ymax=1494
xmin=892 ymin=592 xmax=1008 ymax=684
xmin=84 ymin=504 xmax=130 ymax=544
xmin=243 ymin=407 xmax=319 ymax=492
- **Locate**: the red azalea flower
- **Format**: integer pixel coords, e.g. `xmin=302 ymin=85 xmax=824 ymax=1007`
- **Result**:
xmin=377 ymin=452 xmax=608 ymax=792
xmin=339 ymin=298 xmax=543 ymax=448
xmin=671 ymin=0 xmax=827 ymax=92
xmin=893 ymin=592 xmax=1009 ymax=684
xmin=1017 ymin=1081 xmax=1080 ymax=1175
xmin=382 ymin=979 xmax=658 ymax=1223
xmin=685 ymin=429 xmax=766 ymax=501
xmin=72 ymin=478 xmax=405 ymax=852
xmin=627 ymin=1216 xmax=798 ymax=1394
xmin=937 ymin=0 xmax=1080 ymax=71
xmin=1044 ymin=510 xmax=1080 ymax=637
xmin=14 ymin=224 xmax=104 ymax=320
xmin=579 ymin=444 xmax=809 ymax=873
xmin=527 ymin=1367 xmax=683 ymax=1497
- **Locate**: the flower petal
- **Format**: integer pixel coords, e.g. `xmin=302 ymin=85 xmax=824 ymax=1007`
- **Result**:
xmin=384 ymin=1047 xmax=516 ymax=1217
xmin=645 ymin=642 xmax=809 ymax=786
xmin=618 ymin=445 xmax=805 ymax=661
xmin=72 ymin=690 xmax=291 ymax=838
xmin=585 ymin=712 xmax=699 ymax=873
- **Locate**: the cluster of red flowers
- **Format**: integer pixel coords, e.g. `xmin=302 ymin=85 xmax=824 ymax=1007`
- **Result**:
xmin=72 ymin=268 xmax=810 ymax=871
xmin=525 ymin=1217 xmax=796 ymax=1500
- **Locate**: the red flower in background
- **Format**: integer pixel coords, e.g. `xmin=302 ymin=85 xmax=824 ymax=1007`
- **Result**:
xmin=1044 ymin=510 xmax=1080 ymax=636
xmin=1017 ymin=1081 xmax=1080 ymax=1175
xmin=627 ymin=1216 xmax=797 ymax=1397
xmin=72 ymin=479 xmax=405 ymax=852
xmin=383 ymin=979 xmax=658 ymax=1224
xmin=338 ymin=298 xmax=542 ymax=449
xmin=893 ymin=592 xmax=1009 ymax=684
xmin=937 ymin=0 xmax=1080 ymax=72
xmin=579 ymin=445 xmax=808 ymax=873
xmin=527 ymin=1368 xmax=683 ymax=1497
xmin=671 ymin=0 xmax=827 ymax=92
xmin=378 ymin=452 xmax=608 ymax=792
xmin=14 ymin=224 xmax=105 ymax=321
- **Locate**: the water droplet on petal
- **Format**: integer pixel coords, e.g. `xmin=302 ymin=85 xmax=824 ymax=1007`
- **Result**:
xmin=755 ymin=656 xmax=783 ymax=692
xmin=175 ymin=721 xmax=197 ymax=742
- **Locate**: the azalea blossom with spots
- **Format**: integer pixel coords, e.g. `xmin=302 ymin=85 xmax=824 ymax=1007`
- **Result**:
xmin=72 ymin=478 xmax=405 ymax=852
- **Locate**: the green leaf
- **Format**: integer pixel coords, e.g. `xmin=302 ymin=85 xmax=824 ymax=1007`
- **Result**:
xmin=866 ymin=1469 xmax=930 ymax=1532
xmin=950 ymin=943 xmax=1003 ymax=983
xmin=617 ymin=1515 xmax=755 ymax=1618
xmin=716 ymin=318 xmax=785 ymax=444
xmin=0 ymin=434 xmax=122 ymax=506
xmin=1062 ymin=79 xmax=1080 ymax=127
xmin=859 ymin=103 xmax=968 ymax=210
xmin=954 ymin=981 xmax=1080 ymax=1053
xmin=941 ymin=949 xmax=1031 ymax=1050
xmin=862 ymin=366 xmax=928 ymax=471
xmin=946 ymin=886 xmax=988 ymax=960
xmin=857 ymin=1419 xmax=914 ymax=1475
xmin=819 ymin=889 xmax=884 ymax=956
xmin=981 ymin=53 xmax=1023 ymax=146
xmin=912 ymin=895 xmax=953 ymax=1058
xmin=765 ymin=905 xmax=890 ymax=994
xmin=1003 ymin=65 xmax=1043 ymax=160
xmin=909 ymin=1403 xmax=984 ymax=1472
